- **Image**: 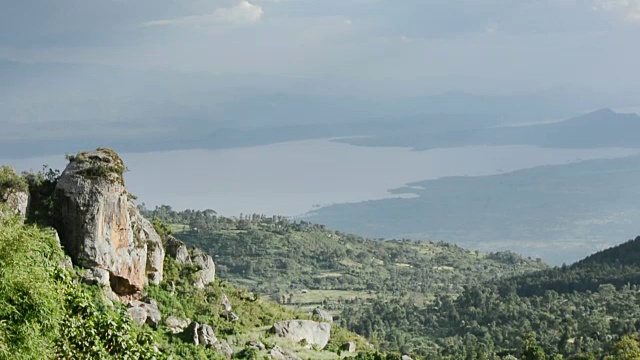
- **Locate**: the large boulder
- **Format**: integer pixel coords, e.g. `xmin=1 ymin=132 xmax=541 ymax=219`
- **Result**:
xmin=213 ymin=340 xmax=233 ymax=358
xmin=166 ymin=235 xmax=190 ymax=263
xmin=271 ymin=320 xmax=331 ymax=350
xmin=53 ymin=149 xmax=160 ymax=297
xmin=191 ymin=249 xmax=215 ymax=289
xmin=342 ymin=342 xmax=356 ymax=353
xmin=128 ymin=202 xmax=164 ymax=285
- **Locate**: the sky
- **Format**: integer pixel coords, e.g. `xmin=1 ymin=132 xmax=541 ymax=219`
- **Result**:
xmin=1 ymin=0 xmax=640 ymax=97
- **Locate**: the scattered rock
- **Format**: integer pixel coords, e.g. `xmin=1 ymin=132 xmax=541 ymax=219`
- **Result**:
xmin=126 ymin=298 xmax=161 ymax=328
xmin=198 ymin=324 xmax=218 ymax=346
xmin=81 ymin=268 xmax=110 ymax=287
xmin=224 ymin=311 xmax=240 ymax=322
xmin=165 ymin=316 xmax=190 ymax=334
xmin=213 ymin=340 xmax=233 ymax=358
xmin=53 ymin=149 xmax=147 ymax=297
xmin=270 ymin=345 xmax=301 ymax=360
xmin=186 ymin=322 xmax=201 ymax=346
xmin=191 ymin=249 xmax=215 ymax=288
xmin=271 ymin=320 xmax=331 ymax=350
xmin=246 ymin=341 xmax=266 ymax=351
xmin=188 ymin=322 xmax=218 ymax=347
xmin=221 ymin=293 xmax=232 ymax=312
xmin=312 ymin=308 xmax=333 ymax=323
xmin=342 ymin=342 xmax=356 ymax=353
xmin=166 ymin=235 xmax=191 ymax=264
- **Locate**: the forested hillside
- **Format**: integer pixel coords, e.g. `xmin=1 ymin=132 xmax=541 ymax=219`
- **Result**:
xmin=140 ymin=205 xmax=546 ymax=312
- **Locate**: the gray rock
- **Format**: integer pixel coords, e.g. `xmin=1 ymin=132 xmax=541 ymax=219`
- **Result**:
xmin=270 ymin=345 xmax=301 ymax=360
xmin=166 ymin=235 xmax=190 ymax=264
xmin=81 ymin=268 xmax=110 ymax=287
xmin=271 ymin=320 xmax=331 ymax=350
xmin=60 ymin=256 xmax=74 ymax=270
xmin=3 ymin=190 xmax=29 ymax=219
xmin=191 ymin=249 xmax=215 ymax=288
xmin=224 ymin=311 xmax=240 ymax=322
xmin=186 ymin=322 xmax=201 ymax=346
xmin=165 ymin=316 xmax=190 ymax=334
xmin=312 ymin=308 xmax=333 ymax=323
xmin=342 ymin=342 xmax=356 ymax=353
xmin=198 ymin=323 xmax=218 ymax=346
xmin=221 ymin=293 xmax=232 ymax=312
xmin=53 ymin=149 xmax=147 ymax=296
xmin=126 ymin=299 xmax=161 ymax=328
xmin=246 ymin=341 xmax=266 ymax=351
xmin=213 ymin=340 xmax=233 ymax=358
xmin=128 ymin=201 xmax=164 ymax=285
xmin=401 ymin=356 xmax=414 ymax=360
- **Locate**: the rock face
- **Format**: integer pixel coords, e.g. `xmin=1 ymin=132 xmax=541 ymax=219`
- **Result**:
xmin=191 ymin=249 xmax=215 ymax=289
xmin=272 ymin=320 xmax=331 ymax=350
xmin=53 ymin=149 xmax=162 ymax=297
xmin=166 ymin=235 xmax=190 ymax=263
xmin=128 ymin=202 xmax=164 ymax=285
xmin=312 ymin=308 xmax=333 ymax=323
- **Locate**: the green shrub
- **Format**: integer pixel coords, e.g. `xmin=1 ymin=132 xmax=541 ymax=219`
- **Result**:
xmin=0 ymin=166 xmax=28 ymax=198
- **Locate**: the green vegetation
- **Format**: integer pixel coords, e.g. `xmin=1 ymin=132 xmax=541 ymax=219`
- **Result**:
xmin=141 ymin=205 xmax=546 ymax=315
xmin=66 ymin=148 xmax=128 ymax=185
xmin=0 ymin=208 xmax=158 ymax=359
xmin=0 ymin=166 xmax=28 ymax=198
xmin=340 ymin=236 xmax=640 ymax=359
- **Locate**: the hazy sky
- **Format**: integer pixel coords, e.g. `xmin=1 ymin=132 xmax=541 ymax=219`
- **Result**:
xmin=1 ymin=0 xmax=639 ymax=96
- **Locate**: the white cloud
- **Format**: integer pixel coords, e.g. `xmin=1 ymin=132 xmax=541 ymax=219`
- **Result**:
xmin=593 ymin=0 xmax=640 ymax=21
xmin=143 ymin=1 xmax=263 ymax=27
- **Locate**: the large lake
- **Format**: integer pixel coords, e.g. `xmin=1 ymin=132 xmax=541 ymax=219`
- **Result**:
xmin=2 ymin=139 xmax=638 ymax=216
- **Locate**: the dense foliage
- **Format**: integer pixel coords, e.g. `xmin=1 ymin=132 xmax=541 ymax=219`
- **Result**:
xmin=0 ymin=208 xmax=159 ymax=359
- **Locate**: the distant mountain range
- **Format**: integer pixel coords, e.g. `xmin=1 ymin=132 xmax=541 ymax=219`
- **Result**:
xmin=341 ymin=108 xmax=640 ymax=150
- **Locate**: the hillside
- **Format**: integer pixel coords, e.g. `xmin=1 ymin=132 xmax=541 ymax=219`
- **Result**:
xmin=0 ymin=150 xmax=381 ymax=360
xmin=341 ymin=108 xmax=640 ymax=150
xmin=340 ymin=236 xmax=640 ymax=358
xmin=140 ymin=206 xmax=547 ymax=318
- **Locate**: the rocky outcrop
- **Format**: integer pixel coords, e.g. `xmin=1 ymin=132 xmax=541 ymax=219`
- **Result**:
xmin=165 ymin=316 xmax=190 ymax=334
xmin=81 ymin=268 xmax=110 ymax=287
xmin=272 ymin=320 xmax=331 ymax=350
xmin=166 ymin=235 xmax=190 ymax=263
xmin=191 ymin=249 xmax=215 ymax=289
xmin=128 ymin=202 xmax=164 ymax=285
xmin=126 ymin=298 xmax=161 ymax=328
xmin=401 ymin=356 xmax=414 ymax=360
xmin=53 ymin=148 xmax=163 ymax=297
xmin=312 ymin=308 xmax=333 ymax=323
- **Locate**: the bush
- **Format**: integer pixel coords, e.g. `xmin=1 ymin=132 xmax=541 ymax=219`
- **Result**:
xmin=0 ymin=166 xmax=28 ymax=198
